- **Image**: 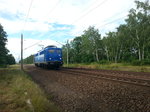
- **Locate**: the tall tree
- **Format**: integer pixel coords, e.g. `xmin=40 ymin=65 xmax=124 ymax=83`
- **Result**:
xmin=116 ymin=24 xmax=135 ymax=62
xmin=81 ymin=26 xmax=101 ymax=62
xmin=103 ymin=32 xmax=122 ymax=62
xmin=62 ymin=0 xmax=150 ymax=65
xmin=71 ymin=36 xmax=82 ymax=63
xmin=0 ymin=24 xmax=8 ymax=66
xmin=126 ymin=0 xmax=150 ymax=61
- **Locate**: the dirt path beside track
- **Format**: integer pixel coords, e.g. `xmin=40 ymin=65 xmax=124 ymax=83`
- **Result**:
xmin=24 ymin=65 xmax=150 ymax=112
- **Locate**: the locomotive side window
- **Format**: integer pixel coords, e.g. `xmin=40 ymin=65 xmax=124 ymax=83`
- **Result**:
xmin=49 ymin=50 xmax=54 ymax=53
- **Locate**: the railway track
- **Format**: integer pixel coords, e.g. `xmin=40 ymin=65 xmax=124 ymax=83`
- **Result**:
xmin=60 ymin=67 xmax=150 ymax=87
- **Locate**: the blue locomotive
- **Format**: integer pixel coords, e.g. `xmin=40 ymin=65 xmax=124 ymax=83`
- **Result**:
xmin=34 ymin=45 xmax=63 ymax=68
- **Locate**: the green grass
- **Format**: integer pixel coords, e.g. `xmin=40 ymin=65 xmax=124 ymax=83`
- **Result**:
xmin=0 ymin=65 xmax=59 ymax=112
xmin=64 ymin=63 xmax=150 ymax=72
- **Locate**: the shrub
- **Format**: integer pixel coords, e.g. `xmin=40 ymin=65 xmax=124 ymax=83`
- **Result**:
xmin=131 ymin=59 xmax=150 ymax=66
xmin=131 ymin=60 xmax=142 ymax=66
xmin=141 ymin=59 xmax=150 ymax=65
xmin=99 ymin=60 xmax=111 ymax=64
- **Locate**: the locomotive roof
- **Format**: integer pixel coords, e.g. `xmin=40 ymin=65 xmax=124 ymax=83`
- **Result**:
xmin=45 ymin=45 xmax=57 ymax=48
xmin=35 ymin=45 xmax=61 ymax=54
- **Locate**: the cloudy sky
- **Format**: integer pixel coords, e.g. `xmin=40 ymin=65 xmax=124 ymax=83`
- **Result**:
xmin=0 ymin=0 xmax=145 ymax=61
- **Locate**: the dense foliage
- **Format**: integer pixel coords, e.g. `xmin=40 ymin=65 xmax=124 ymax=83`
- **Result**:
xmin=0 ymin=24 xmax=16 ymax=67
xmin=23 ymin=55 xmax=34 ymax=64
xmin=6 ymin=54 xmax=16 ymax=65
xmin=62 ymin=0 xmax=150 ymax=65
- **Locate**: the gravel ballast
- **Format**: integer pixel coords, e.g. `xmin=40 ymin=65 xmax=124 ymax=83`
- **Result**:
xmin=25 ymin=65 xmax=150 ymax=112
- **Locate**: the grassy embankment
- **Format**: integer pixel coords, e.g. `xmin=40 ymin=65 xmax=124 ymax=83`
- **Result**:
xmin=64 ymin=63 xmax=150 ymax=72
xmin=0 ymin=65 xmax=59 ymax=112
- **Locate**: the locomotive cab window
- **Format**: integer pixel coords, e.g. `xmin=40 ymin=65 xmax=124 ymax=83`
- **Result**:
xmin=49 ymin=50 xmax=54 ymax=53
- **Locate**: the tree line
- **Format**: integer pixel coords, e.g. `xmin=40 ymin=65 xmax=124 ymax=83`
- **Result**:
xmin=62 ymin=0 xmax=150 ymax=65
xmin=21 ymin=55 xmax=34 ymax=64
xmin=0 ymin=24 xmax=16 ymax=67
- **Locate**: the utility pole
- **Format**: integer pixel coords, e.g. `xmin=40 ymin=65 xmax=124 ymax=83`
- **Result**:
xmin=21 ymin=34 xmax=23 ymax=70
xmin=66 ymin=40 xmax=69 ymax=67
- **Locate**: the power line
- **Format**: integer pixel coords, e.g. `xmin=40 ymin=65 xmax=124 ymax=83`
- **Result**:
xmin=93 ymin=2 xmax=133 ymax=27
xmin=71 ymin=0 xmax=134 ymax=36
xmin=71 ymin=0 xmax=109 ymax=24
xmin=24 ymin=41 xmax=42 ymax=50
xmin=97 ymin=15 xmax=127 ymax=29
xmin=22 ymin=0 xmax=34 ymax=32
xmin=48 ymin=0 xmax=62 ymax=15
xmin=81 ymin=0 xmax=100 ymax=13
xmin=80 ymin=1 xmax=134 ymax=32
xmin=78 ymin=15 xmax=127 ymax=37
xmin=46 ymin=0 xmax=62 ymax=22
xmin=20 ymin=0 xmax=34 ymax=70
xmin=76 ymin=15 xmax=127 ymax=37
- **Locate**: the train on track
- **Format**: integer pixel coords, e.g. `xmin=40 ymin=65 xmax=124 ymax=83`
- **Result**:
xmin=34 ymin=45 xmax=63 ymax=69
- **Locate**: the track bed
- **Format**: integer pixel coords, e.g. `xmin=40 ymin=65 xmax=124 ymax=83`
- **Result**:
xmin=25 ymin=65 xmax=150 ymax=112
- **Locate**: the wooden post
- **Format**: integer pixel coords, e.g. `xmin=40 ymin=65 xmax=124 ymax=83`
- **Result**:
xmin=21 ymin=34 xmax=23 ymax=70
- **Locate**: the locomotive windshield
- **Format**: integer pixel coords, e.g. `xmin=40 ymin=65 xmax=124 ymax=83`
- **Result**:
xmin=49 ymin=49 xmax=61 ymax=54
xmin=49 ymin=50 xmax=54 ymax=53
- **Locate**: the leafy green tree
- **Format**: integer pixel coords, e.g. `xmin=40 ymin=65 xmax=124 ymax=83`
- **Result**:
xmin=0 ymin=24 xmax=9 ymax=66
xmin=126 ymin=0 xmax=150 ymax=61
xmin=70 ymin=36 xmax=82 ymax=63
xmin=62 ymin=26 xmax=102 ymax=63
xmin=62 ymin=0 xmax=150 ymax=65
xmin=6 ymin=54 xmax=16 ymax=65
xmin=116 ymin=24 xmax=135 ymax=62
xmin=81 ymin=26 xmax=101 ymax=62
xmin=103 ymin=32 xmax=121 ymax=62
xmin=62 ymin=42 xmax=72 ymax=64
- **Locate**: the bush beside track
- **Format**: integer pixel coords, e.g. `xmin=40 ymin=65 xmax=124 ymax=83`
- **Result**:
xmin=0 ymin=65 xmax=59 ymax=112
xmin=64 ymin=63 xmax=150 ymax=72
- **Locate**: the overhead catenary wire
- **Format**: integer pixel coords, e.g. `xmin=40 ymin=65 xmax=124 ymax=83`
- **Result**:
xmin=70 ymin=0 xmax=135 ymax=37
xmin=96 ymin=0 xmax=146 ymax=30
xmin=24 ymin=41 xmax=42 ymax=50
xmin=43 ymin=0 xmax=108 ymax=43
xmin=97 ymin=15 xmax=127 ymax=29
xmin=45 ymin=0 xmax=62 ymax=22
xmin=80 ymin=4 xmax=133 ymax=34
xmin=93 ymin=1 xmax=134 ymax=26
xmin=21 ymin=0 xmax=34 ymax=70
xmin=80 ymin=0 xmax=101 ymax=14
xmin=71 ymin=0 xmax=109 ymax=24
xmin=47 ymin=0 xmax=62 ymax=15
xmin=30 ymin=0 xmax=63 ymax=43
xmin=96 ymin=10 xmax=150 ymax=34
xmin=75 ymin=15 xmax=127 ymax=37
xmin=22 ymin=0 xmax=34 ymax=33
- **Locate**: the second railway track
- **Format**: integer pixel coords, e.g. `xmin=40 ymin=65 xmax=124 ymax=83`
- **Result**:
xmin=60 ymin=67 xmax=150 ymax=87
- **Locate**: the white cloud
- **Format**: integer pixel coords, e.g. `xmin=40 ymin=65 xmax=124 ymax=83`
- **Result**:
xmin=1 ymin=0 xmax=146 ymax=61
xmin=0 ymin=0 xmax=144 ymax=34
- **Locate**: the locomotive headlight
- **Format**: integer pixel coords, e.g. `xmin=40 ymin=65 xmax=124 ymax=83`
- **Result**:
xmin=49 ymin=58 xmax=51 ymax=60
xmin=60 ymin=58 xmax=62 ymax=60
